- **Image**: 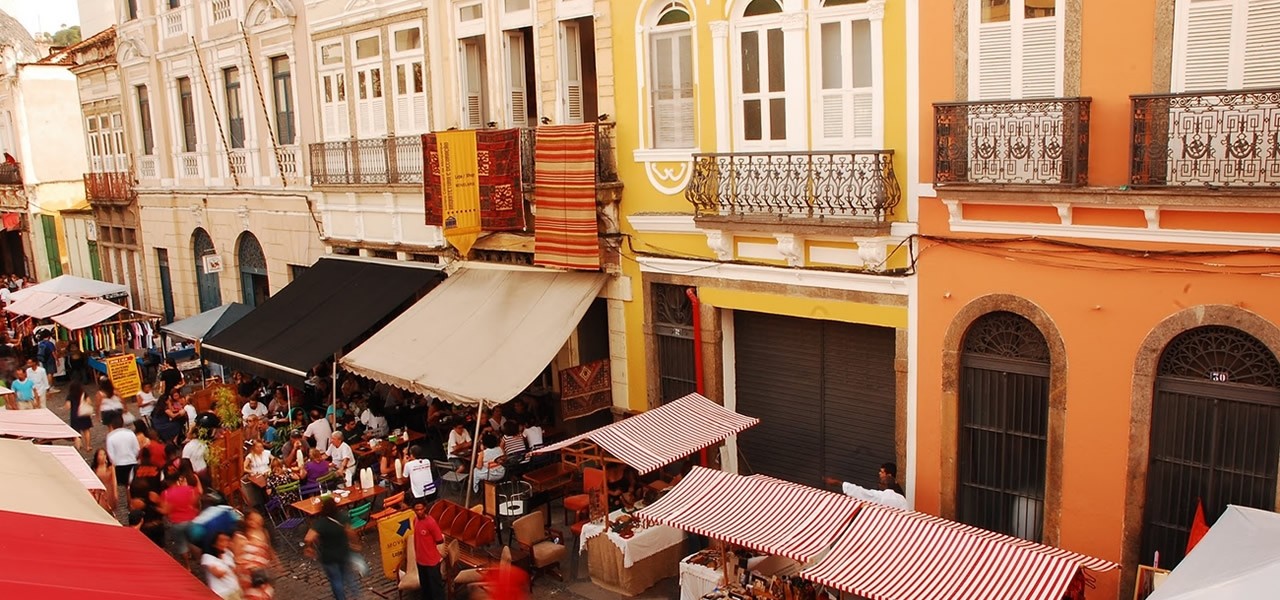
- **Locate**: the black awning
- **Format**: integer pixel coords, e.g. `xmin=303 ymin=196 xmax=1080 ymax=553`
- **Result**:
xmin=201 ymin=256 xmax=445 ymax=386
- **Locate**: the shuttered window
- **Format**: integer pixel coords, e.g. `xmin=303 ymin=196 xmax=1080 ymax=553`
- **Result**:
xmin=815 ymin=17 xmax=873 ymax=148
xmin=352 ymin=36 xmax=385 ymax=138
xmin=650 ymin=3 xmax=695 ymax=148
xmin=563 ymin=21 xmax=586 ymax=124
xmin=970 ymin=0 xmax=1063 ymax=100
xmin=506 ymin=30 xmax=532 ymax=128
xmin=734 ymin=312 xmax=897 ymax=490
xmin=735 ymin=0 xmax=788 ymax=144
xmin=460 ymin=37 xmax=487 ymax=129
xmin=318 ymin=42 xmax=349 ymax=141
xmin=1173 ymin=0 xmax=1280 ymax=92
xmin=391 ymin=27 xmax=428 ymax=135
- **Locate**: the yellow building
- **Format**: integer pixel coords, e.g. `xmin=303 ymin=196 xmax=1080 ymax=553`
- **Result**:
xmin=612 ymin=0 xmax=916 ymax=493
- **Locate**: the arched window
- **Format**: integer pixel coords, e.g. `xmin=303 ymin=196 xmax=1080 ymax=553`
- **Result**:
xmin=192 ymin=228 xmax=222 ymax=312
xmin=733 ymin=0 xmax=788 ymax=145
xmin=237 ymin=232 xmax=269 ymax=307
xmin=1142 ymin=326 xmax=1280 ymax=569
xmin=957 ymin=311 xmax=1051 ymax=542
xmin=649 ymin=1 xmax=695 ymax=148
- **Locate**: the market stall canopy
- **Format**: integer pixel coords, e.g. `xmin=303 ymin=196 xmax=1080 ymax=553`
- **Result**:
xmin=1146 ymin=505 xmax=1280 ymax=600
xmin=0 ymin=509 xmax=219 ymax=598
xmin=534 ymin=393 xmax=760 ymax=474
xmin=9 ymin=275 xmax=130 ymax=303
xmin=51 ymin=298 xmax=126 ymax=330
xmin=159 ymin=302 xmax=253 ymax=342
xmin=341 ymin=266 xmax=606 ymax=406
xmin=0 ymin=407 xmax=80 ymax=440
xmin=202 ymin=256 xmax=445 ymax=386
xmin=801 ymin=502 xmax=1118 ymax=600
xmin=35 ymin=445 xmax=105 ymax=493
xmin=637 ymin=466 xmax=861 ymax=562
xmin=4 ymin=291 xmax=81 ymax=319
xmin=0 ymin=439 xmax=116 ymax=525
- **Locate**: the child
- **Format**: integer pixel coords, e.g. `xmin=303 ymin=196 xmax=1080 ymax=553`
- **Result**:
xmin=202 ymin=532 xmax=242 ymax=600
xmin=137 ymin=381 xmax=158 ymax=424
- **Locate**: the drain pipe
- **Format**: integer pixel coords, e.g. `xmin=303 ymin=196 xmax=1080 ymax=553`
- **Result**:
xmin=685 ymin=287 xmax=707 ymax=466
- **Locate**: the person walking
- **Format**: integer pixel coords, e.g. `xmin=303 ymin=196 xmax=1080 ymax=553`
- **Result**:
xmin=203 ymin=532 xmax=243 ymax=600
xmin=25 ymin=358 xmax=49 ymax=409
xmin=67 ymin=379 xmax=93 ymax=449
xmin=412 ymin=499 xmax=446 ymax=600
xmin=104 ymin=412 xmax=139 ymax=486
xmin=10 ymin=368 xmax=34 ymax=409
xmin=304 ymin=498 xmax=360 ymax=600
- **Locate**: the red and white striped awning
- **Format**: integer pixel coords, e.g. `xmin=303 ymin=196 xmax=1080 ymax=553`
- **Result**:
xmin=801 ymin=503 xmax=1119 ymax=600
xmin=636 ymin=466 xmax=861 ymax=562
xmin=533 ymin=393 xmax=759 ymax=474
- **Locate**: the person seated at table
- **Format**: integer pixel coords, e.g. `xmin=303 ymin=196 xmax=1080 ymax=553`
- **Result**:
xmin=520 ymin=415 xmax=544 ymax=450
xmin=325 ymin=399 xmax=348 ymax=424
xmin=472 ymin=433 xmax=506 ymax=493
xmin=265 ymin=458 xmax=301 ymax=505
xmin=302 ymin=449 xmax=333 ymax=485
xmin=243 ymin=439 xmax=273 ymax=508
xmin=280 ymin=430 xmax=308 ymax=470
xmin=326 ymin=431 xmax=356 ymax=483
xmin=483 ymin=406 xmax=507 ymax=435
xmin=606 ymin=464 xmax=642 ymax=511
xmin=339 ymin=414 xmax=366 ymax=442
xmin=500 ymin=421 xmax=527 ymax=459
xmin=376 ymin=443 xmax=401 ymax=486
xmin=404 ymin=444 xmax=437 ymax=502
xmin=359 ymin=401 xmax=389 ymax=438
xmin=447 ymin=421 xmax=473 ymax=472
xmin=241 ymin=393 xmax=270 ymax=440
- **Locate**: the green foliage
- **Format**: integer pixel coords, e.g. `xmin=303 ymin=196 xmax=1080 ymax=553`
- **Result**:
xmin=213 ymin=386 xmax=242 ymax=431
xmin=52 ymin=25 xmax=80 ymax=47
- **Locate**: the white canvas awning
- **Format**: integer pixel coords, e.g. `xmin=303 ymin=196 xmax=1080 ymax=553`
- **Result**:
xmin=1147 ymin=505 xmax=1280 ymax=600
xmin=51 ymin=299 xmax=125 ymax=330
xmin=0 ymin=408 xmax=81 ymax=440
xmin=341 ymin=266 xmax=607 ymax=406
xmin=35 ymin=445 xmax=105 ymax=492
xmin=0 ymin=439 xmax=116 ymax=525
xmin=9 ymin=275 xmax=129 ymax=304
xmin=4 ymin=291 xmax=81 ymax=319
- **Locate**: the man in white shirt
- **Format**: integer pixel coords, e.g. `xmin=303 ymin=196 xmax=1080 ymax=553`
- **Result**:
xmin=241 ymin=395 xmax=269 ymax=439
xmin=304 ymin=410 xmax=332 ymax=452
xmin=403 ymin=445 xmax=437 ymax=501
xmin=824 ymin=462 xmax=910 ymax=511
xmin=446 ymin=422 xmax=472 ymax=470
xmin=359 ymin=405 xmax=388 ymax=438
xmin=25 ymin=359 xmax=49 ymax=409
xmin=325 ymin=431 xmax=355 ymax=480
xmin=182 ymin=429 xmax=208 ymax=474
xmin=181 ymin=396 xmax=197 ymax=434
xmin=104 ymin=413 xmax=139 ymax=486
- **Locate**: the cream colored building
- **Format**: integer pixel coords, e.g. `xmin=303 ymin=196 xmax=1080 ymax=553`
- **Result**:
xmin=115 ymin=0 xmax=324 ymax=319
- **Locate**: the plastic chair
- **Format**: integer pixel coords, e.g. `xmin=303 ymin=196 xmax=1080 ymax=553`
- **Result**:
xmin=271 ymin=481 xmax=305 ymax=530
xmin=348 ymin=502 xmax=373 ymax=532
xmin=316 ymin=472 xmax=341 ymax=491
xmin=300 ymin=481 xmax=321 ymax=498
xmin=432 ymin=459 xmax=469 ymax=493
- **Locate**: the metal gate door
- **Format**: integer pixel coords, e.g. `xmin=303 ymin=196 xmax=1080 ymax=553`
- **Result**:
xmin=957 ymin=311 xmax=1051 ymax=542
xmin=192 ymin=228 xmax=221 ymax=312
xmin=1141 ymin=326 xmax=1280 ymax=569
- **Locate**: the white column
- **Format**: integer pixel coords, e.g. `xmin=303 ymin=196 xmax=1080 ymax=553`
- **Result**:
xmin=868 ymin=0 xmax=887 ymax=149
xmin=709 ymin=21 xmax=731 ymax=153
xmin=781 ymin=12 xmax=808 ymax=151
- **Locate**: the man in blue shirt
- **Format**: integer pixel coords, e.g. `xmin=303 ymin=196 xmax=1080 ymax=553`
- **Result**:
xmin=10 ymin=368 xmax=35 ymax=409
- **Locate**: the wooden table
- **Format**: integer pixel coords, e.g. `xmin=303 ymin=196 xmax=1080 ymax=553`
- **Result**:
xmin=291 ymin=485 xmax=386 ymax=517
xmin=352 ymin=430 xmax=427 ymax=459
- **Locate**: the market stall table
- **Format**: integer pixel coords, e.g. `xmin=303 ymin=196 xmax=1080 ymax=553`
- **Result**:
xmin=679 ymin=552 xmax=800 ymax=600
xmin=291 ymin=485 xmax=386 ymax=517
xmin=581 ymin=510 xmax=686 ymax=596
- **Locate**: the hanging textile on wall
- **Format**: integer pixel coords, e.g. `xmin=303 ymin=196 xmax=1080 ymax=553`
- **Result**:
xmin=559 ymin=359 xmax=612 ymax=421
xmin=533 ymin=124 xmax=600 ymax=270
xmin=423 ymin=129 xmax=527 ymax=231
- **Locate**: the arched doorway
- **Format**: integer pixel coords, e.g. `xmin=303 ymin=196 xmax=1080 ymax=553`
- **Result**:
xmin=1141 ymin=325 xmax=1280 ymax=568
xmin=192 ymin=228 xmax=222 ymax=312
xmin=957 ymin=311 xmax=1051 ymax=542
xmin=237 ymin=232 xmax=269 ymax=307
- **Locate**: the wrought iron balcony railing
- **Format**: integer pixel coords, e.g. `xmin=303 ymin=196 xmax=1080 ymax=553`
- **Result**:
xmin=934 ymin=97 xmax=1091 ymax=186
xmin=1131 ymin=88 xmax=1280 ymax=188
xmin=309 ymin=136 xmax=423 ymax=185
xmin=684 ymin=150 xmax=900 ymax=221
xmin=84 ymin=171 xmax=134 ymax=202
xmin=0 ymin=163 xmax=20 ymax=185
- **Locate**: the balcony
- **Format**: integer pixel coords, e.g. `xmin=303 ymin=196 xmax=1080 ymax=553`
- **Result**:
xmin=1131 ymin=88 xmax=1280 ymax=188
xmin=0 ymin=163 xmax=20 ymax=185
xmin=84 ymin=171 xmax=135 ymax=205
xmin=934 ymin=97 xmax=1091 ymax=186
xmin=162 ymin=9 xmax=186 ymax=38
xmin=310 ymin=123 xmax=619 ymax=188
xmin=684 ymin=150 xmax=900 ymax=225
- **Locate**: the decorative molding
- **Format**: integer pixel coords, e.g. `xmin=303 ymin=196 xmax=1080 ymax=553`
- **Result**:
xmin=636 ymin=256 xmax=911 ymax=296
xmin=773 ymin=233 xmax=804 ymax=267
xmin=858 ymin=239 xmax=888 ymax=271
xmin=1054 ymin=203 xmax=1072 ymax=225
xmin=780 ymin=11 xmax=808 ymax=31
xmin=866 ymin=0 xmax=887 ymax=20
xmin=1142 ymin=207 xmax=1159 ymax=229
xmin=705 ymin=229 xmax=733 ymax=260
xmin=708 ymin=20 xmax=730 ymax=38
xmin=626 ymin=213 xmax=699 ymax=234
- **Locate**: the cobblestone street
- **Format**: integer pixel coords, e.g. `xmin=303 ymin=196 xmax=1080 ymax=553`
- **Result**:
xmin=42 ymin=383 xmax=678 ymax=600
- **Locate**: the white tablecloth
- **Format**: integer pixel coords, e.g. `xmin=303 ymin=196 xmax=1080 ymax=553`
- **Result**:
xmin=680 ymin=554 xmax=722 ymax=600
xmin=580 ymin=511 xmax=686 ymax=568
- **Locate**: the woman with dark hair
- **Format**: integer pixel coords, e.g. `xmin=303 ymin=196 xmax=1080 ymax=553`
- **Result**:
xmin=67 ymin=379 xmax=92 ymax=449
xmin=154 ymin=389 xmax=187 ymax=444
xmin=472 ymin=432 xmax=506 ymax=492
xmin=97 ymin=378 xmax=124 ymax=425
xmin=91 ymin=448 xmax=118 ymax=513
xmin=161 ymin=468 xmax=202 ymax=567
xmin=128 ymin=476 xmax=166 ymax=548
xmin=304 ymin=498 xmax=358 ymax=600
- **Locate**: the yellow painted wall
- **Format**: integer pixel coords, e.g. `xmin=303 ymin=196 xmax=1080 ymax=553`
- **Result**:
xmin=611 ymin=0 xmax=911 ymax=410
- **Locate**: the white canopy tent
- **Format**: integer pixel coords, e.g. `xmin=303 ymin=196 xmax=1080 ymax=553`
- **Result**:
xmin=9 ymin=275 xmax=130 ymax=307
xmin=1147 ymin=505 xmax=1280 ymax=600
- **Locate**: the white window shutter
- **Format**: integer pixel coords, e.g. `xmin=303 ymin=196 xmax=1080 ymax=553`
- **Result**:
xmin=1180 ymin=1 xmax=1235 ymax=92
xmin=413 ymin=94 xmax=427 ymax=131
xmin=1020 ymin=18 xmax=1059 ymax=98
xmin=370 ymin=68 xmax=387 ymax=137
xmin=821 ymin=94 xmax=844 ymax=141
xmin=1243 ymin=0 xmax=1280 ymax=89
xmin=507 ymin=33 xmax=528 ymax=128
xmin=462 ymin=40 xmax=485 ymax=129
xmin=975 ymin=22 xmax=1013 ymax=101
xmin=851 ymin=91 xmax=873 ymax=142
xmin=675 ymin=96 xmax=694 ymax=147
xmin=564 ymin=22 xmax=584 ymax=124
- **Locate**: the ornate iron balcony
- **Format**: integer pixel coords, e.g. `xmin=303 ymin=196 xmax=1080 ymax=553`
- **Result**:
xmin=1131 ymin=88 xmax=1280 ymax=188
xmin=684 ymin=150 xmax=899 ymax=222
xmin=519 ymin=122 xmax=618 ymax=189
xmin=934 ymin=97 xmax=1091 ymax=186
xmin=84 ymin=171 xmax=134 ymax=202
xmin=309 ymin=135 xmax=423 ymax=185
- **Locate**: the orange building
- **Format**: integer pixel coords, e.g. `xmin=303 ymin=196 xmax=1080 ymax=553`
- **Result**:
xmin=915 ymin=0 xmax=1280 ymax=597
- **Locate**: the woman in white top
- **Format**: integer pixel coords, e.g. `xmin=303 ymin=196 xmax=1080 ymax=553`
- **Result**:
xmin=471 ymin=433 xmax=506 ymax=492
xmin=96 ymin=379 xmax=125 ymax=423
xmin=242 ymin=440 xmax=273 ymax=508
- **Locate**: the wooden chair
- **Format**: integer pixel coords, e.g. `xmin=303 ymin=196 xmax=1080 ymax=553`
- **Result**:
xmin=562 ymin=467 xmax=604 ymax=527
xmin=512 ymin=512 xmax=567 ymax=582
xmin=371 ymin=491 xmax=407 ymax=521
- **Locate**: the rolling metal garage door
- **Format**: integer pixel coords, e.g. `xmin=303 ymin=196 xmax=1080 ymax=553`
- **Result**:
xmin=735 ymin=311 xmax=896 ymax=490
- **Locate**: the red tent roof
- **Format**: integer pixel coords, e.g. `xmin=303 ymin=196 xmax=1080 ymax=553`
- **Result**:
xmin=0 ymin=510 xmax=218 ymax=599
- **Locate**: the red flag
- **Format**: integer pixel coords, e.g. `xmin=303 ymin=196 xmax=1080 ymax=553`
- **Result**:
xmin=1186 ymin=498 xmax=1210 ymax=554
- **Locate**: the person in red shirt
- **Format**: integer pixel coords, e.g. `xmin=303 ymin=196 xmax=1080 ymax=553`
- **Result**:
xmin=411 ymin=499 xmax=446 ymax=600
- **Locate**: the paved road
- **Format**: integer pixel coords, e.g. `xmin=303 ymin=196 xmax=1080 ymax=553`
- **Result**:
xmin=42 ymin=382 xmax=676 ymax=599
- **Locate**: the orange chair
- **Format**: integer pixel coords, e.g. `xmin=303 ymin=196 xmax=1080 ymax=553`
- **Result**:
xmin=370 ymin=492 xmax=407 ymax=522
xmin=562 ymin=468 xmax=605 ymax=527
